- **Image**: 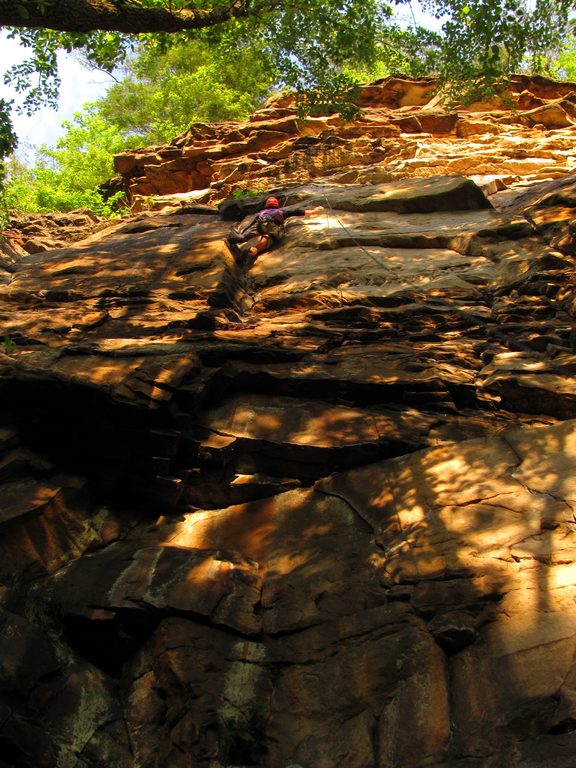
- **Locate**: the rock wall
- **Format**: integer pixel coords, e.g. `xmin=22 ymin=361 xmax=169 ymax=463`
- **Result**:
xmin=1 ymin=77 xmax=576 ymax=768
xmin=111 ymin=74 xmax=576 ymax=212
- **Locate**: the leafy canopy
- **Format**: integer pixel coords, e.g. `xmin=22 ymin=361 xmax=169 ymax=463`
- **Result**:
xmin=551 ymin=34 xmax=576 ymax=80
xmin=98 ymin=36 xmax=274 ymax=143
xmin=3 ymin=158 xmax=124 ymax=217
xmin=1 ymin=0 xmax=575 ymax=156
xmin=2 ymin=103 xmax=129 ymax=216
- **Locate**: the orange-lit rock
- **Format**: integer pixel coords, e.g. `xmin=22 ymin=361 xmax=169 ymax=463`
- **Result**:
xmin=2 ymin=77 xmax=576 ymax=768
xmin=101 ymin=74 xmax=576 ymax=207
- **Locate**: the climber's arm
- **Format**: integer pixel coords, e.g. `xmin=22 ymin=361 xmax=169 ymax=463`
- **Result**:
xmin=284 ymin=205 xmax=324 ymax=219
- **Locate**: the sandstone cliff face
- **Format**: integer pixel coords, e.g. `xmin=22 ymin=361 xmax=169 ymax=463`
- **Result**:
xmin=112 ymin=73 xmax=576 ymax=212
xmin=1 ymin=77 xmax=576 ymax=768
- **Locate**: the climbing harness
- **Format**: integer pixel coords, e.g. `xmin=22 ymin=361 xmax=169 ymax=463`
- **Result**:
xmin=254 ymin=207 xmax=286 ymax=239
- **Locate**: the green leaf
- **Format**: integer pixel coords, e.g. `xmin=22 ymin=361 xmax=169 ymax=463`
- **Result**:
xmin=16 ymin=3 xmax=29 ymax=20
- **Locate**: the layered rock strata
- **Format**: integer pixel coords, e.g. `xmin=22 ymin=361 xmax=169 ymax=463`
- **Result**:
xmin=112 ymin=74 xmax=576 ymax=212
xmin=0 ymin=209 xmax=108 ymax=259
xmin=1 ymin=79 xmax=576 ymax=768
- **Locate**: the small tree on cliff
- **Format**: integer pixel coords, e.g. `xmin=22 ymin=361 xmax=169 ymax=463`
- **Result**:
xmin=0 ymin=0 xmax=574 ymax=156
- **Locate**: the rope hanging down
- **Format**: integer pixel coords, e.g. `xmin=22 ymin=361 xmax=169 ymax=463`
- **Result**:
xmin=320 ymin=193 xmax=396 ymax=273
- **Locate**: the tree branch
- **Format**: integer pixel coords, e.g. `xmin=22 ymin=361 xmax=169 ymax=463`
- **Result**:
xmin=0 ymin=0 xmax=275 ymax=34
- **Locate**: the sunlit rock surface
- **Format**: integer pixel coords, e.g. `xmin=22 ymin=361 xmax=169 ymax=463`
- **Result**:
xmin=1 ymin=77 xmax=576 ymax=768
xmin=111 ymin=73 xmax=576 ymax=212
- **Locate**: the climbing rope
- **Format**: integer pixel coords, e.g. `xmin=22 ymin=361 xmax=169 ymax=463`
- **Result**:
xmin=225 ymin=186 xmax=396 ymax=277
xmin=319 ymin=192 xmax=397 ymax=273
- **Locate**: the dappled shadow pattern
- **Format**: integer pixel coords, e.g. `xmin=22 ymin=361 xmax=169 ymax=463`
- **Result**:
xmin=0 ymin=166 xmax=576 ymax=767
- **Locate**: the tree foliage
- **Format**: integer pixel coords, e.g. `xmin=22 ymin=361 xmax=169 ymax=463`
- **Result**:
xmin=39 ymin=104 xmax=136 ymax=188
xmin=3 ymin=156 xmax=123 ymax=216
xmin=551 ymin=34 xmax=576 ymax=80
xmin=97 ymin=37 xmax=274 ymax=143
xmin=420 ymin=0 xmax=574 ymax=103
xmin=2 ymin=104 xmax=129 ymax=216
xmin=0 ymin=99 xmax=18 ymax=158
xmin=2 ymin=35 xmax=274 ymax=215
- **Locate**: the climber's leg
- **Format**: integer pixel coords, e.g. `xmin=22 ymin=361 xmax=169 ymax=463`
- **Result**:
xmin=248 ymin=235 xmax=272 ymax=258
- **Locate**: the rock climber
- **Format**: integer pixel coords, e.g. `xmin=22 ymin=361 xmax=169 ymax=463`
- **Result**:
xmin=226 ymin=196 xmax=323 ymax=262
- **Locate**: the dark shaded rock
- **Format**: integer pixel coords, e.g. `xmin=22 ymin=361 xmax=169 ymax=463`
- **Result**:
xmin=428 ymin=611 xmax=478 ymax=654
xmin=0 ymin=607 xmax=60 ymax=692
xmin=55 ymin=542 xmax=262 ymax=635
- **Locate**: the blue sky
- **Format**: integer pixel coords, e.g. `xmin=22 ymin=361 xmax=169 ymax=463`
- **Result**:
xmin=1 ymin=31 xmax=115 ymax=158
